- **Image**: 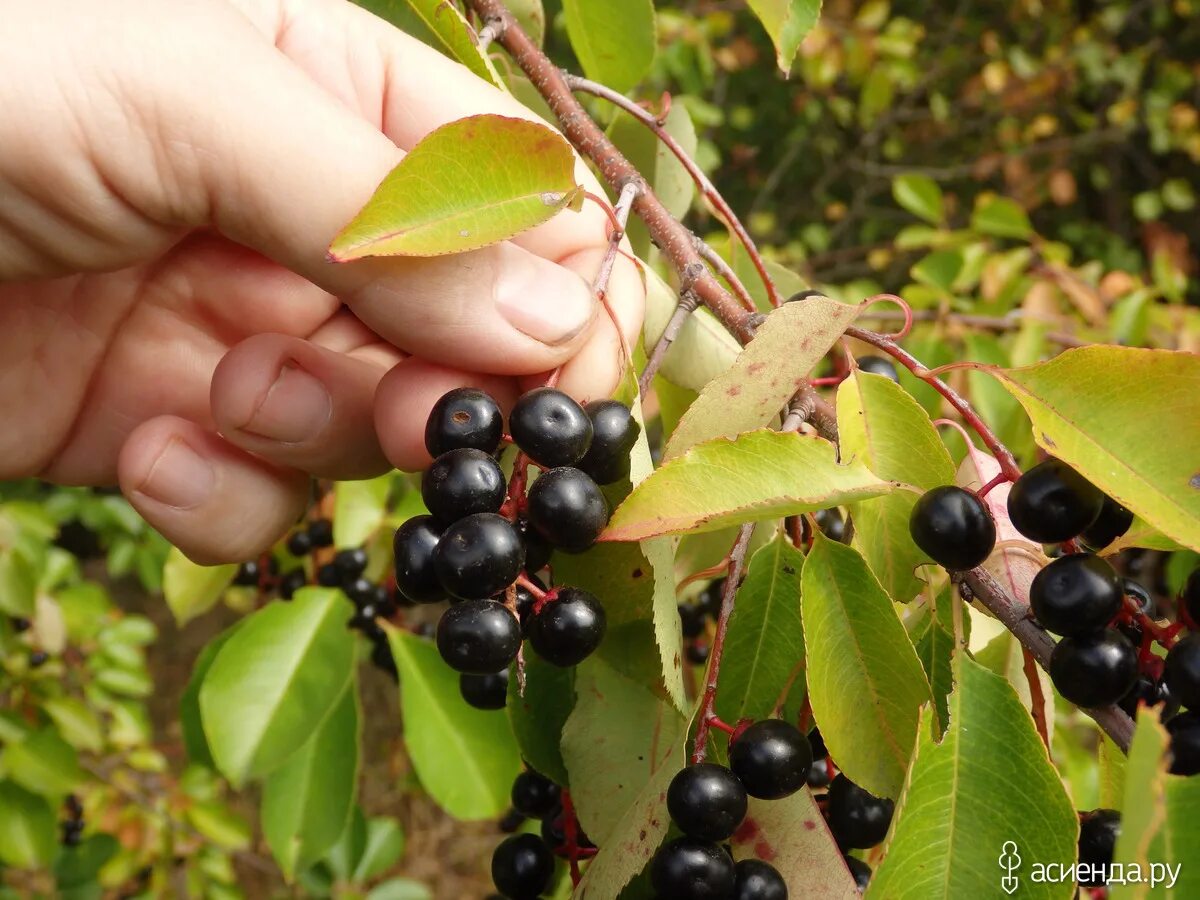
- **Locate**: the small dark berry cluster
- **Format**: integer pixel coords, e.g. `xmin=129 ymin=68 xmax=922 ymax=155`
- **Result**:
xmin=650 ymin=719 xmax=814 ymax=899
xmin=489 ymin=769 xmax=591 ymax=899
xmin=61 ymin=793 xmax=84 ymax=847
xmin=393 ymin=387 xmax=639 ymax=703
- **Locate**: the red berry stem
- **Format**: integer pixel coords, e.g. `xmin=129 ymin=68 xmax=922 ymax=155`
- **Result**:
xmin=561 ymin=788 xmax=584 ymax=886
xmin=703 ymin=714 xmax=737 ymax=736
xmin=1021 ymin=646 xmax=1051 ymax=750
xmin=976 ymin=471 xmax=1011 ymax=499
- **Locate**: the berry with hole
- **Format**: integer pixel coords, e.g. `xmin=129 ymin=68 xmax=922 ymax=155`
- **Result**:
xmin=650 ymin=837 xmax=736 ymax=900
xmin=577 ymin=400 xmax=640 ymax=485
xmin=1030 ymin=553 xmax=1123 ymax=636
xmin=909 ymin=486 xmax=996 ymax=571
xmin=434 ymin=513 xmax=524 ymax=600
xmin=729 ymin=719 xmax=812 ymax=800
xmin=1049 ymin=629 xmax=1138 ymax=708
xmin=528 ymin=588 xmax=606 ymax=667
xmin=425 ymin=387 xmax=503 ymax=458
xmin=435 ymin=599 xmax=521 ymax=674
xmin=666 ymin=763 xmax=748 ymax=842
xmin=421 ymin=448 xmax=506 ymax=525
xmin=491 ymin=833 xmax=554 ymax=900
xmin=826 ymin=774 xmax=894 ymax=849
xmin=526 ymin=467 xmax=609 ymax=553
xmin=1007 ymin=458 xmax=1104 ymax=544
xmin=509 ymin=387 xmax=593 ymax=468
xmin=393 ymin=515 xmax=444 ymax=604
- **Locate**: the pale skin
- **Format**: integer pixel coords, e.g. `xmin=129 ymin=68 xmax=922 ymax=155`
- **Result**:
xmin=0 ymin=0 xmax=643 ymax=564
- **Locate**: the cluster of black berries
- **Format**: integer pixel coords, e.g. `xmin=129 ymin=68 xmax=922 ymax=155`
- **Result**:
xmin=392 ymin=387 xmax=638 ymax=701
xmin=489 ymin=769 xmax=583 ymax=899
xmin=61 ymin=794 xmax=84 ymax=847
xmin=1077 ymin=808 xmax=1121 ymax=887
xmin=651 ymin=719 xmax=815 ymax=899
xmin=232 ymin=518 xmax=336 ymax=601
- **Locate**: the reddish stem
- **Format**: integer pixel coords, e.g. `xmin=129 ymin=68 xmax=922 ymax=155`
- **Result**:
xmin=1021 ymin=647 xmax=1051 ymax=750
xmin=677 ymin=556 xmax=733 ymax=591
xmin=561 ymin=789 xmax=583 ymax=886
xmin=977 ymin=472 xmax=1010 ymax=499
xmin=704 ymin=715 xmax=737 ymax=736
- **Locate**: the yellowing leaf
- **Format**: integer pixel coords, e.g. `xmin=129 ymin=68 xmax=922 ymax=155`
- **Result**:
xmin=330 ymin=115 xmax=583 ymax=260
xmin=604 ymin=430 xmax=894 ymax=542
xmin=162 ymin=547 xmax=235 ymax=626
xmin=400 ymin=0 xmax=503 ymax=88
xmin=746 ymin=0 xmax=822 ymax=73
xmin=990 ymin=347 xmax=1200 ymax=551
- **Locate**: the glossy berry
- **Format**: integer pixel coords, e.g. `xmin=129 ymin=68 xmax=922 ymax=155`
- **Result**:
xmin=815 ymin=507 xmax=847 ymax=542
xmin=1081 ymin=496 xmax=1134 ymax=550
xmin=425 ymin=387 xmax=503 ymax=458
xmin=1164 ymin=633 xmax=1200 ymax=710
xmin=733 ymin=859 xmax=788 ymax=900
xmin=666 ymin=763 xmax=748 ymax=842
xmin=434 ymin=513 xmax=524 ymax=600
xmin=526 ymin=467 xmax=609 ymax=553
xmin=698 ymin=579 xmax=725 ymax=619
xmin=498 ymin=808 xmax=526 ymax=834
xmin=334 ymin=547 xmax=369 ymax=579
xmin=1123 ymin=577 xmax=1155 ymax=617
xmin=1007 ymin=458 xmax=1104 ymax=544
xmin=808 ymin=728 xmax=827 ymax=760
xmin=729 ymin=719 xmax=812 ymax=800
xmin=909 ymin=486 xmax=996 ymax=571
xmin=460 ymin=670 xmax=509 ymax=710
xmin=844 ymin=855 xmax=872 ymax=892
xmin=509 ymin=387 xmax=593 ymax=469
xmin=527 ymin=588 xmax=606 ymax=667
xmin=856 ymin=355 xmax=899 ymax=382
xmin=1029 ymin=553 xmax=1123 ymax=636
xmin=233 ymin=560 xmax=260 ymax=587
xmin=393 ymin=515 xmax=444 ymax=604
xmin=1049 ymin=630 xmax=1138 ymax=708
xmin=807 ymin=757 xmax=832 ymax=788
xmin=650 ymin=837 xmax=736 ymax=900
xmin=520 ymin=521 xmax=554 ymax=574
xmin=1119 ymin=674 xmax=1170 ymax=718
xmin=435 ymin=599 xmax=521 ymax=674
xmin=286 ymin=530 xmax=313 ymax=557
xmin=278 ymin=568 xmax=306 ymax=600
xmin=1183 ymin=568 xmax=1200 ymax=626
xmin=421 ymin=448 xmax=506 ymax=525
xmin=490 ymin=833 xmax=554 ymax=900
xmin=577 ymin=400 xmax=640 ymax=485
xmin=678 ymin=602 xmax=706 ymax=639
xmin=307 ymin=518 xmax=334 ymax=548
xmin=1167 ymin=714 xmax=1200 ymax=775
xmin=1078 ymin=809 xmax=1120 ymax=884
xmin=511 ymin=770 xmax=561 ymax=820
xmin=826 ymin=775 xmax=894 ymax=849
xmin=316 ymin=563 xmax=340 ymax=588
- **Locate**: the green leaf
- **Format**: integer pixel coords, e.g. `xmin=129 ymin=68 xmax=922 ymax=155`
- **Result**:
xmin=801 ymin=536 xmax=930 ymax=799
xmin=263 ymin=680 xmax=360 ymax=880
xmin=199 ymin=588 xmax=356 ymax=786
xmin=837 ymin=370 xmax=955 ymax=602
xmin=329 ymin=115 xmax=583 ymax=260
xmin=333 ymin=475 xmax=393 ymax=550
xmin=892 ymin=174 xmax=945 ymax=225
xmin=507 ymin=656 xmax=574 ymax=786
xmin=561 ymin=658 xmax=685 ymax=846
xmin=0 ymin=545 xmax=37 ymax=618
xmin=54 ymin=835 xmax=119 ymax=889
xmin=664 ymin=296 xmax=862 ymax=459
xmin=1 ymin=728 xmax=85 ymax=798
xmin=714 ymin=536 xmax=806 ymax=725
xmin=180 ymin=624 xmax=241 ymax=769
xmin=909 ymin=586 xmax=958 ymax=733
xmin=604 ymin=430 xmax=893 ymax=542
xmin=0 ymin=781 xmax=57 ymax=869
xmin=562 ymin=0 xmax=656 ymax=94
xmin=731 ymin=792 xmax=857 ymax=896
xmin=575 ymin=729 xmax=687 ymax=899
xmin=975 ymin=629 xmax=1055 ymax=743
xmin=162 ymin=548 xmax=236 ymax=626
xmin=366 ymin=878 xmax=433 ymax=900
xmin=400 ymin=0 xmax=503 ymax=88
xmin=970 ymin=195 xmax=1033 ymax=239
xmin=867 ymin=655 xmax=1077 ymax=900
xmin=642 ymin=267 xmax=740 ymax=393
xmin=989 ymin=347 xmax=1200 ymax=551
xmin=910 ymin=249 xmax=963 ymax=292
xmin=354 ymin=817 xmax=406 ymax=883
xmin=1098 ymin=733 xmax=1127 ymax=809
xmin=746 ymin=0 xmax=822 ymax=73
xmin=41 ymin=697 xmax=103 ymax=754
xmin=505 ymin=0 xmax=545 ymax=46
xmin=387 ymin=627 xmax=521 ymax=819
xmin=325 ymin=806 xmax=368 ymax=882
xmin=185 ymin=801 xmax=252 ymax=851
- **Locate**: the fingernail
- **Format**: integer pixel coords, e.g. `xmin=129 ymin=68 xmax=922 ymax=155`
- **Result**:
xmin=137 ymin=438 xmax=214 ymax=510
xmin=495 ymin=255 xmax=595 ymax=345
xmin=242 ymin=365 xmax=331 ymax=444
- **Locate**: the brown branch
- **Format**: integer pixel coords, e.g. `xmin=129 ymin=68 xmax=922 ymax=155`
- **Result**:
xmin=963 ymin=567 xmax=1134 ymax=752
xmin=464 ymin=0 xmax=756 ymax=344
xmin=563 ymin=74 xmax=781 ymax=308
xmin=593 ymin=181 xmax=640 ymax=302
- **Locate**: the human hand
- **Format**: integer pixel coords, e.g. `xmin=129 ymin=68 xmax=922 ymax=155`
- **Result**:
xmin=0 ymin=0 xmax=642 ymax=563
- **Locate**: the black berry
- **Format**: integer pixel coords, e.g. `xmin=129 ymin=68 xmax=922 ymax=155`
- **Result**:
xmin=678 ymin=602 xmax=706 ymax=639
xmin=29 ymin=650 xmax=49 ymax=668
xmin=526 ymin=467 xmax=609 ymax=553
xmin=540 ymin=812 xmax=595 ymax=852
xmin=577 ymin=400 xmax=640 ymax=485
xmin=425 ymin=387 xmax=503 ymax=458
xmin=286 ymin=530 xmax=312 ymax=557
xmin=1118 ymin=674 xmax=1170 ymax=718
xmin=1049 ymin=630 xmax=1138 ymax=708
xmin=733 ymin=858 xmax=788 ymax=900
xmin=844 ymin=855 xmax=872 ymax=892
xmin=1164 ymin=633 xmax=1200 ymax=710
xmin=278 ymin=568 xmax=306 ymax=600
xmin=233 ymin=560 xmax=260 ymax=587
xmin=686 ymin=642 xmax=711 ymax=666
xmin=808 ymin=728 xmax=827 ymax=760
xmin=856 ymin=355 xmax=899 ymax=382
xmin=1168 ymin=714 xmax=1200 ymax=775
xmin=1078 ymin=809 xmax=1120 ymax=885
xmin=511 ymin=770 xmax=561 ymax=820
xmin=307 ymin=518 xmax=334 ymax=548
xmin=527 ymin=588 xmax=606 ymax=667
xmin=729 ymin=719 xmax=812 ymax=800
xmin=826 ymin=775 xmax=894 ymax=850
xmin=807 ymin=757 xmax=832 ymax=788
xmin=1183 ymin=568 xmax=1200 ymax=626
xmin=650 ymin=837 xmax=736 ymax=900
xmin=1123 ymin=578 xmax=1154 ymax=617
xmin=498 ymin=808 xmax=526 ymax=833
xmin=1029 ymin=553 xmax=1123 ymax=636
xmin=316 ymin=563 xmax=340 ymax=588
xmin=509 ymin=388 xmax=593 ymax=469
xmin=1081 ymin=496 xmax=1134 ymax=550
xmin=421 ymin=448 xmax=506 ymax=525
xmin=1007 ymin=458 xmax=1104 ymax=544
xmin=666 ymin=763 xmax=748 ymax=842
xmin=435 ymin=599 xmax=521 ymax=674
xmin=698 ymin=579 xmax=725 ymax=619
xmin=460 ymin=670 xmax=509 ymax=710
xmin=393 ymin=515 xmax=443 ymax=604
xmin=334 ymin=547 xmax=369 ymax=580
xmin=816 ymin=508 xmax=847 ymax=542
xmin=510 ymin=579 xmax=542 ymax=631
xmin=785 ymin=289 xmax=825 ymax=303
xmin=434 ymin=513 xmax=524 ymax=600
xmin=909 ymin=486 xmax=996 ymax=571
xmin=519 ymin=521 xmax=554 ymax=573
xmin=491 ymin=833 xmax=554 ymax=900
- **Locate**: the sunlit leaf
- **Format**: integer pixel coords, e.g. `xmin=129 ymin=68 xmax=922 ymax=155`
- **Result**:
xmin=562 ymin=0 xmax=656 ymax=93
xmin=162 ymin=548 xmax=235 ymax=627
xmin=746 ymin=0 xmax=822 ymax=73
xmin=892 ymin=174 xmax=945 ymax=225
xmin=971 ymin=195 xmax=1033 ymax=239
xmin=400 ymin=0 xmax=503 ymax=87
xmin=0 ymin=781 xmax=57 ymax=869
